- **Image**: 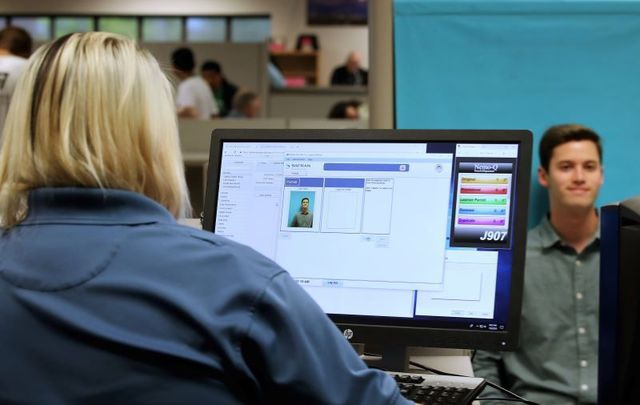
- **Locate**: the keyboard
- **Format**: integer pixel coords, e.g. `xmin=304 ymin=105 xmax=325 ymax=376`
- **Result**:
xmin=388 ymin=371 xmax=485 ymax=405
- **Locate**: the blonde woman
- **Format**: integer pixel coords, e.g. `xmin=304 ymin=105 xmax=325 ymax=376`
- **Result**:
xmin=0 ymin=33 xmax=406 ymax=404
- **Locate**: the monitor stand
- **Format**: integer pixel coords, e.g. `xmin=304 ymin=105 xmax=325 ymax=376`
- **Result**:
xmin=356 ymin=344 xmax=410 ymax=372
xmin=354 ymin=343 xmax=473 ymax=375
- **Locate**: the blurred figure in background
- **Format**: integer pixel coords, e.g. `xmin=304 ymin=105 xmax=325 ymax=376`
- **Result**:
xmin=171 ymin=47 xmax=218 ymax=119
xmin=0 ymin=26 xmax=32 ymax=134
xmin=328 ymin=100 xmax=362 ymax=119
xmin=330 ymin=51 xmax=368 ymax=86
xmin=201 ymin=60 xmax=237 ymax=117
xmin=227 ymin=90 xmax=261 ymax=119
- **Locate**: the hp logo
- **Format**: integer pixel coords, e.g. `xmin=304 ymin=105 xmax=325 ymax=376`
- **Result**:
xmin=343 ymin=329 xmax=354 ymax=340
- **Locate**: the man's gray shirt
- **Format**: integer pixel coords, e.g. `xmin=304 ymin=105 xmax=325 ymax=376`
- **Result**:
xmin=474 ymin=215 xmax=599 ymax=405
xmin=292 ymin=211 xmax=313 ymax=228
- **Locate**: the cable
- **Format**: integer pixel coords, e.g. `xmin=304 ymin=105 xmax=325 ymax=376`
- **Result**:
xmin=481 ymin=380 xmax=540 ymax=405
xmin=408 ymin=360 xmax=446 ymax=374
xmin=475 ymin=398 xmax=538 ymax=403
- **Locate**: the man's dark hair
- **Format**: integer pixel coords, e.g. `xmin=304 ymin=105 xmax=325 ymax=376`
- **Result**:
xmin=539 ymin=124 xmax=602 ymax=171
xmin=327 ymin=99 xmax=361 ymax=119
xmin=0 ymin=26 xmax=32 ymax=58
xmin=171 ymin=47 xmax=195 ymax=72
xmin=301 ymin=198 xmax=309 ymax=204
xmin=201 ymin=60 xmax=221 ymax=74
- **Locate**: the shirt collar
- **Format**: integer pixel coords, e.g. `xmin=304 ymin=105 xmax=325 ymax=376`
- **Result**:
xmin=538 ymin=212 xmax=600 ymax=249
xmin=537 ymin=214 xmax=562 ymax=248
xmin=21 ymin=187 xmax=176 ymax=226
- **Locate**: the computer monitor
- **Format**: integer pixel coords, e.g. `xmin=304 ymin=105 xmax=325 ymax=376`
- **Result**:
xmin=203 ymin=129 xmax=532 ymax=371
xmin=598 ymin=196 xmax=640 ymax=404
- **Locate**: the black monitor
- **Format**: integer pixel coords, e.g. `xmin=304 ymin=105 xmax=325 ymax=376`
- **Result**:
xmin=598 ymin=196 xmax=640 ymax=404
xmin=203 ymin=129 xmax=532 ymax=371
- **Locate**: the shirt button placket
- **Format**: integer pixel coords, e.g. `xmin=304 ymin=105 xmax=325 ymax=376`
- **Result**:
xmin=574 ymin=255 xmax=590 ymax=401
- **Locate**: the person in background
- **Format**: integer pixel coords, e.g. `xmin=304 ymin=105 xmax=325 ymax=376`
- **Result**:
xmin=474 ymin=124 xmax=604 ymax=405
xmin=171 ymin=47 xmax=218 ymax=119
xmin=0 ymin=26 xmax=32 ymax=134
xmin=201 ymin=60 xmax=237 ymax=117
xmin=330 ymin=51 xmax=368 ymax=86
xmin=328 ymin=99 xmax=362 ymax=119
xmin=227 ymin=90 xmax=261 ymax=119
xmin=0 ymin=32 xmax=409 ymax=405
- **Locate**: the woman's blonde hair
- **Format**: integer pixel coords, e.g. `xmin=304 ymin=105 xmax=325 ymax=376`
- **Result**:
xmin=0 ymin=32 xmax=191 ymax=227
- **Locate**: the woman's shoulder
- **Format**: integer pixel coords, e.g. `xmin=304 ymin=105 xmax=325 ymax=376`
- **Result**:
xmin=123 ymin=222 xmax=286 ymax=285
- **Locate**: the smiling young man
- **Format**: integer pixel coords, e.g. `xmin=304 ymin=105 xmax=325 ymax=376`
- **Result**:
xmin=474 ymin=124 xmax=604 ymax=405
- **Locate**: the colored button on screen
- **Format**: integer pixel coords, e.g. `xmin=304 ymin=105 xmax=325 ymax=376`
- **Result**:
xmin=458 ymin=216 xmax=506 ymax=226
xmin=460 ymin=186 xmax=508 ymax=195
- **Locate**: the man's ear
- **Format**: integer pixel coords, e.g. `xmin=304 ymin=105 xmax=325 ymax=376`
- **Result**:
xmin=538 ymin=166 xmax=549 ymax=189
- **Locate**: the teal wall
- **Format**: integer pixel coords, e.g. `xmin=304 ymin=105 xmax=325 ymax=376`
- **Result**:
xmin=394 ymin=0 xmax=640 ymax=225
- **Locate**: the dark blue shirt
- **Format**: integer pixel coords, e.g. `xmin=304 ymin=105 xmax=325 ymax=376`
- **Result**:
xmin=0 ymin=188 xmax=406 ymax=405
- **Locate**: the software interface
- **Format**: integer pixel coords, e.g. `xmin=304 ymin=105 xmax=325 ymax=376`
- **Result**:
xmin=215 ymin=141 xmax=520 ymax=330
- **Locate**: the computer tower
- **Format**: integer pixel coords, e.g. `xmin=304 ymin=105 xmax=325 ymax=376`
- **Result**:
xmin=598 ymin=196 xmax=640 ymax=404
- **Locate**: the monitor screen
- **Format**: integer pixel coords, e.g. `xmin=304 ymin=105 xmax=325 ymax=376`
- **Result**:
xmin=203 ymin=129 xmax=532 ymax=364
xmin=307 ymin=0 xmax=368 ymax=25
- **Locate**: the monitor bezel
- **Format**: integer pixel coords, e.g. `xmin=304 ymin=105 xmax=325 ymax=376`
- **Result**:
xmin=203 ymin=128 xmax=532 ymax=351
